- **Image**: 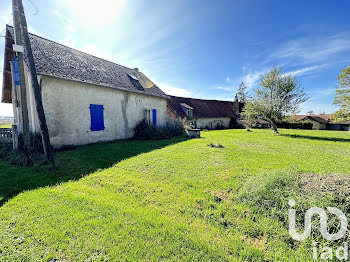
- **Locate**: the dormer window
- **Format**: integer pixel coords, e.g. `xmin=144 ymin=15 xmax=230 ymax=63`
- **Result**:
xmin=180 ymin=103 xmax=194 ymax=119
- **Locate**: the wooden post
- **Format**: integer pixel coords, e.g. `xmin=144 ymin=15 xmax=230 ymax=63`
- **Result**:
xmin=12 ymin=0 xmax=31 ymax=153
xmin=16 ymin=0 xmax=55 ymax=164
xmin=12 ymin=124 xmax=19 ymax=150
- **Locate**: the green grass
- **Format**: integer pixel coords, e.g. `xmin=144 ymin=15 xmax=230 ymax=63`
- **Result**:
xmin=0 ymin=125 xmax=11 ymax=128
xmin=0 ymin=129 xmax=349 ymax=261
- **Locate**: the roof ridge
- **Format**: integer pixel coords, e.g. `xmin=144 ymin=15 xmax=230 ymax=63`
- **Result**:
xmin=295 ymin=114 xmax=331 ymax=117
xmin=6 ymin=24 xmax=133 ymax=72
xmin=171 ymin=95 xmax=233 ymax=103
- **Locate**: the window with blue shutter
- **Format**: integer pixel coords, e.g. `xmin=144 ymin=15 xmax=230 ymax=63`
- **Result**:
xmin=90 ymin=104 xmax=104 ymax=131
xmin=152 ymin=109 xmax=157 ymax=126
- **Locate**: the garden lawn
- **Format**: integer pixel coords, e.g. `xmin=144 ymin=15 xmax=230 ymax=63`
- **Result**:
xmin=0 ymin=129 xmax=349 ymax=261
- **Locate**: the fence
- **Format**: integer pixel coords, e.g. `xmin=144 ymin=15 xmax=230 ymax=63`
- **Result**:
xmin=0 ymin=126 xmax=18 ymax=150
xmin=0 ymin=128 xmax=12 ymax=144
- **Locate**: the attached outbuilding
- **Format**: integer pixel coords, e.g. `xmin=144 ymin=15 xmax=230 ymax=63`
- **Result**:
xmin=167 ymin=95 xmax=239 ymax=129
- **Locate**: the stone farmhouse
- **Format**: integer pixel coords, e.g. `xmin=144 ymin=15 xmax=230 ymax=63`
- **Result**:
xmin=2 ymin=25 xmax=169 ymax=148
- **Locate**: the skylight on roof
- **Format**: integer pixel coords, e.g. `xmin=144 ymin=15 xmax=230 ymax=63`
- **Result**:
xmin=128 ymin=73 xmax=138 ymax=81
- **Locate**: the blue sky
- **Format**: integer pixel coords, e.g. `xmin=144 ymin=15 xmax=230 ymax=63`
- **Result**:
xmin=1 ymin=0 xmax=350 ymax=116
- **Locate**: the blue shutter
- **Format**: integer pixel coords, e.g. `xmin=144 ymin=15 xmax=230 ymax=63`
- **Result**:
xmin=90 ymin=104 xmax=104 ymax=131
xmin=13 ymin=57 xmax=20 ymax=86
xmin=153 ymin=109 xmax=157 ymax=126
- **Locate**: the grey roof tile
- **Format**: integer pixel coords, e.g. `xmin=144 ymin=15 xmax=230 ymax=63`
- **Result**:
xmin=7 ymin=25 xmax=169 ymax=99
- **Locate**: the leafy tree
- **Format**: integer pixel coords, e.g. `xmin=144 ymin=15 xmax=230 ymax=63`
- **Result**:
xmin=241 ymin=102 xmax=258 ymax=131
xmin=332 ymin=65 xmax=350 ymax=121
xmin=243 ymin=67 xmax=308 ymax=133
xmin=307 ymin=110 xmax=314 ymax=115
xmin=236 ymin=82 xmax=249 ymax=102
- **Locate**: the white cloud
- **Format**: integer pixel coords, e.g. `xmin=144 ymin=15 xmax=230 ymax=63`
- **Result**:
xmin=81 ymin=44 xmax=109 ymax=60
xmin=192 ymin=92 xmax=234 ymax=102
xmin=229 ymin=65 xmax=326 ymax=93
xmin=267 ymin=32 xmax=350 ymax=65
xmin=307 ymin=87 xmax=335 ymax=97
xmin=51 ymin=9 xmax=77 ymax=36
xmin=300 ymin=101 xmax=338 ymax=115
xmin=216 ymin=64 xmax=323 ymax=96
xmin=215 ymin=86 xmax=234 ymax=91
xmin=60 ymin=0 xmax=125 ymax=27
xmin=59 ymin=39 xmax=76 ymax=48
xmin=283 ymin=65 xmax=324 ymax=77
xmin=214 ymin=69 xmax=267 ymax=93
xmin=299 ymin=85 xmax=338 ymax=114
xmin=0 ymin=3 xmax=11 ymax=27
xmin=0 ymin=103 xmax=13 ymax=116
xmin=157 ymin=83 xmax=191 ymax=97
xmin=65 ymin=24 xmax=77 ymax=34
xmin=143 ymin=58 xmax=170 ymax=64
xmin=57 ymin=41 xmax=119 ymax=64
xmin=27 ymin=26 xmax=43 ymax=37
xmin=242 ymin=69 xmax=267 ymax=89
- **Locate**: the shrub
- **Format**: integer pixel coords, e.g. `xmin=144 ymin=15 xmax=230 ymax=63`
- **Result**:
xmin=15 ymin=132 xmax=45 ymax=154
xmin=208 ymin=142 xmax=224 ymax=148
xmin=0 ymin=132 xmax=46 ymax=167
xmin=133 ymin=120 xmax=186 ymax=140
xmin=239 ymin=171 xmax=350 ymax=246
xmin=278 ymin=122 xmax=313 ymax=130
xmin=0 ymin=142 xmax=46 ymax=167
xmin=229 ymin=118 xmax=245 ymax=129
xmin=215 ymin=123 xmax=225 ymax=130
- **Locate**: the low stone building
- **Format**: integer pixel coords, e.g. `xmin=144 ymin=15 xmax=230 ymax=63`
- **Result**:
xmin=1 ymin=25 xmax=168 ymax=148
xmin=167 ymin=95 xmax=239 ymax=129
xmin=295 ymin=114 xmax=350 ymax=131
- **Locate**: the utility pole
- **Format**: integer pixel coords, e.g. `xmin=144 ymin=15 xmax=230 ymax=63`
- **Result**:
xmin=12 ymin=0 xmax=30 ymax=154
xmin=15 ymin=0 xmax=55 ymax=164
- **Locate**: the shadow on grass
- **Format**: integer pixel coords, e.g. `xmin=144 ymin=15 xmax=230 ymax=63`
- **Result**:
xmin=0 ymin=137 xmax=188 ymax=207
xmin=280 ymin=133 xmax=350 ymax=142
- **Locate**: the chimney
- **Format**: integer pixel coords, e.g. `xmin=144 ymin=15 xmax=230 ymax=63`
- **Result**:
xmin=233 ymin=94 xmax=240 ymax=116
